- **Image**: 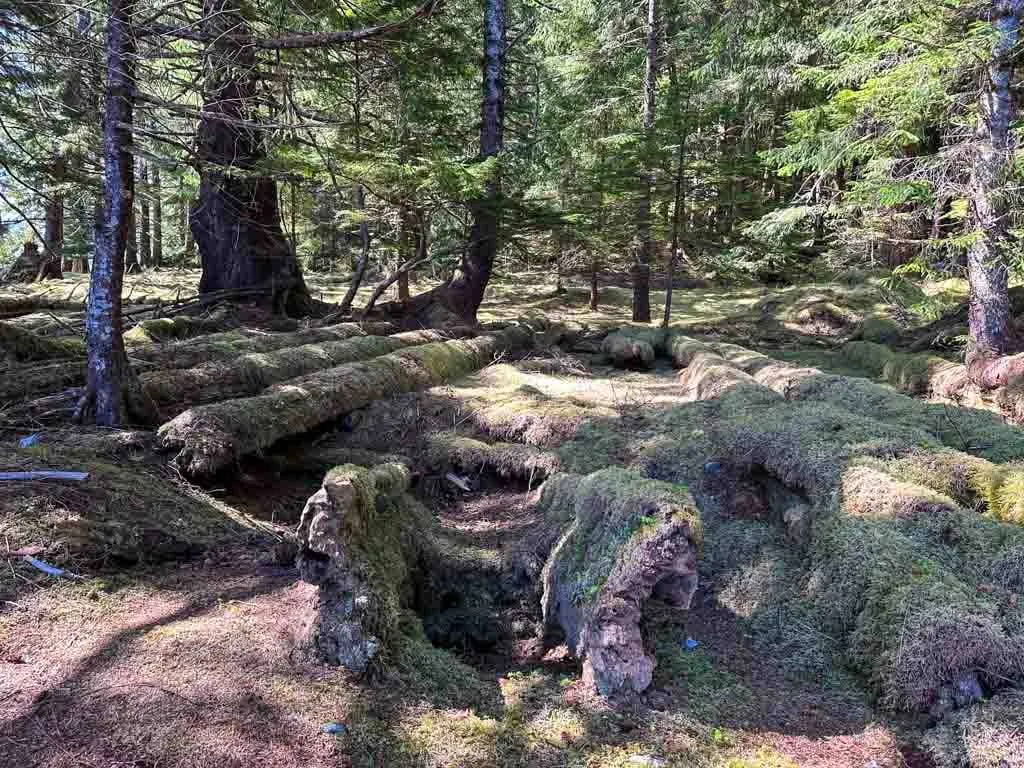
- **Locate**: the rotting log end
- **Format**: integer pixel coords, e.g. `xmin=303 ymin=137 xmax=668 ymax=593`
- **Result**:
xmin=539 ymin=469 xmax=701 ymax=698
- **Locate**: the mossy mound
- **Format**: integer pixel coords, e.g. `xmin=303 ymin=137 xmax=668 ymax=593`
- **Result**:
xmin=857 ymin=315 xmax=903 ymax=345
xmin=0 ymin=321 xmax=84 ymax=363
xmin=0 ymin=439 xmax=266 ymax=598
xmin=123 ymin=313 xmax=231 ymax=344
xmin=923 ymin=688 xmax=1024 ymax=768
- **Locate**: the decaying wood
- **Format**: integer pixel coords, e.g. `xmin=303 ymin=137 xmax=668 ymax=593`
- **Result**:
xmin=156 ymin=325 xmax=534 ymax=477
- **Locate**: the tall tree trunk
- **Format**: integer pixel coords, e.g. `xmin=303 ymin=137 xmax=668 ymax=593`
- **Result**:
xmin=631 ymin=0 xmax=658 ymax=323
xmin=444 ymin=0 xmax=505 ymax=322
xmin=139 ymin=161 xmax=151 ymax=267
xmin=663 ymin=123 xmax=688 ymax=328
xmin=77 ymin=0 xmax=156 ymax=426
xmin=339 ymin=44 xmax=372 ymax=315
xmin=151 ymin=165 xmax=162 ymax=268
xmin=45 ymin=152 xmax=66 ymax=275
xmin=125 ymin=202 xmax=139 ymax=273
xmin=190 ymin=0 xmax=312 ymax=314
xmin=966 ymin=0 xmax=1024 ymax=387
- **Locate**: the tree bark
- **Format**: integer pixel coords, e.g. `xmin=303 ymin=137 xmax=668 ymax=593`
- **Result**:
xmin=139 ymin=161 xmax=151 ymax=267
xmin=631 ymin=0 xmax=658 ymax=323
xmin=966 ymin=0 xmax=1024 ymax=386
xmin=151 ymin=165 xmax=162 ymax=268
xmin=663 ymin=123 xmax=687 ymax=328
xmin=44 ymin=153 xmax=65 ymax=275
xmin=443 ymin=0 xmax=505 ymax=322
xmin=77 ymin=0 xmax=156 ymax=427
xmin=125 ymin=200 xmax=139 ymax=273
xmin=339 ymin=45 xmax=371 ymax=315
xmin=190 ymin=0 xmax=313 ymax=315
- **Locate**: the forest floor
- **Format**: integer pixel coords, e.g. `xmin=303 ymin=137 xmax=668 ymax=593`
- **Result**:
xmin=1 ymin=269 xmax=1019 ymax=768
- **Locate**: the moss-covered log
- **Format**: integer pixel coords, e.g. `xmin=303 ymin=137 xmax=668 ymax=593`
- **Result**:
xmin=600 ymin=327 xmax=666 ymax=369
xmin=539 ymin=468 xmax=701 ymax=697
xmin=132 ymin=320 xmax=401 ymax=370
xmin=156 ymin=326 xmax=534 ymax=477
xmin=0 ymin=321 xmax=85 ymax=363
xmin=425 ymin=432 xmax=559 ymax=482
xmin=123 ymin=313 xmax=233 ymax=344
xmin=296 ymin=462 xmax=423 ymax=672
xmin=141 ymin=329 xmax=466 ymax=408
xmin=0 ymin=320 xmax=405 ymax=402
xmin=0 ymin=295 xmax=85 ymax=319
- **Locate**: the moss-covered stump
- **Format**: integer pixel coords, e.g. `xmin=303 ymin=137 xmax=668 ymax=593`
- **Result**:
xmin=141 ymin=329 xmax=462 ymax=408
xmin=156 ymin=327 xmax=534 ymax=477
xmin=296 ymin=462 xmax=422 ymax=672
xmin=600 ymin=327 xmax=666 ymax=369
xmin=539 ymin=468 xmax=701 ymax=698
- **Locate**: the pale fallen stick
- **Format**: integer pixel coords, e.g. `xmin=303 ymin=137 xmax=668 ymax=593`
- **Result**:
xmin=0 ymin=471 xmax=89 ymax=482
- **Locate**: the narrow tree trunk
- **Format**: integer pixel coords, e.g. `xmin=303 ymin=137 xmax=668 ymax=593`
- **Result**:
xmin=42 ymin=196 xmax=64 ymax=280
xmin=663 ymin=123 xmax=687 ymax=328
xmin=966 ymin=0 xmax=1024 ymax=387
xmin=139 ymin=161 xmax=151 ymax=267
xmin=190 ymin=0 xmax=312 ymax=314
xmin=339 ymin=44 xmax=371 ymax=315
xmin=151 ymin=165 xmax=162 ymax=268
xmin=590 ymin=257 xmax=599 ymax=310
xmin=124 ymin=202 xmax=139 ymax=273
xmin=445 ymin=0 xmax=505 ymax=322
xmin=77 ymin=0 xmax=156 ymax=427
xmin=631 ymin=0 xmax=658 ymax=323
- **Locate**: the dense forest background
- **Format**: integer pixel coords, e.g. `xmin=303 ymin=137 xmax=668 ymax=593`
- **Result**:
xmin=2 ymin=0 xmax=1024 ymax=419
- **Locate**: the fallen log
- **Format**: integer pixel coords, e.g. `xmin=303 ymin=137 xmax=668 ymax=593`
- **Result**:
xmin=156 ymin=326 xmax=534 ymax=477
xmin=0 ymin=320 xmax=404 ymax=402
xmin=141 ymin=329 xmax=469 ymax=408
xmin=132 ymin=320 xmax=401 ymax=370
xmin=0 ymin=295 xmax=85 ymax=319
xmin=296 ymin=462 xmax=422 ymax=672
xmin=539 ymin=468 xmax=701 ymax=698
xmin=0 ymin=321 xmax=85 ymax=363
xmin=600 ymin=327 xmax=666 ymax=369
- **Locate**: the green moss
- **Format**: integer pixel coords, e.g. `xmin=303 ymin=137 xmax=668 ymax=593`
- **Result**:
xmin=0 ymin=320 xmax=84 ymax=362
xmin=859 ymin=315 xmax=902 ymax=344
xmin=923 ymin=688 xmax=1024 ymax=768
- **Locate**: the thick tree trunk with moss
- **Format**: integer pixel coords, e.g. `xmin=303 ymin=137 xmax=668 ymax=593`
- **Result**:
xmin=539 ymin=469 xmax=700 ymax=698
xmin=966 ymin=0 xmax=1024 ymax=388
xmin=190 ymin=0 xmax=313 ymax=315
